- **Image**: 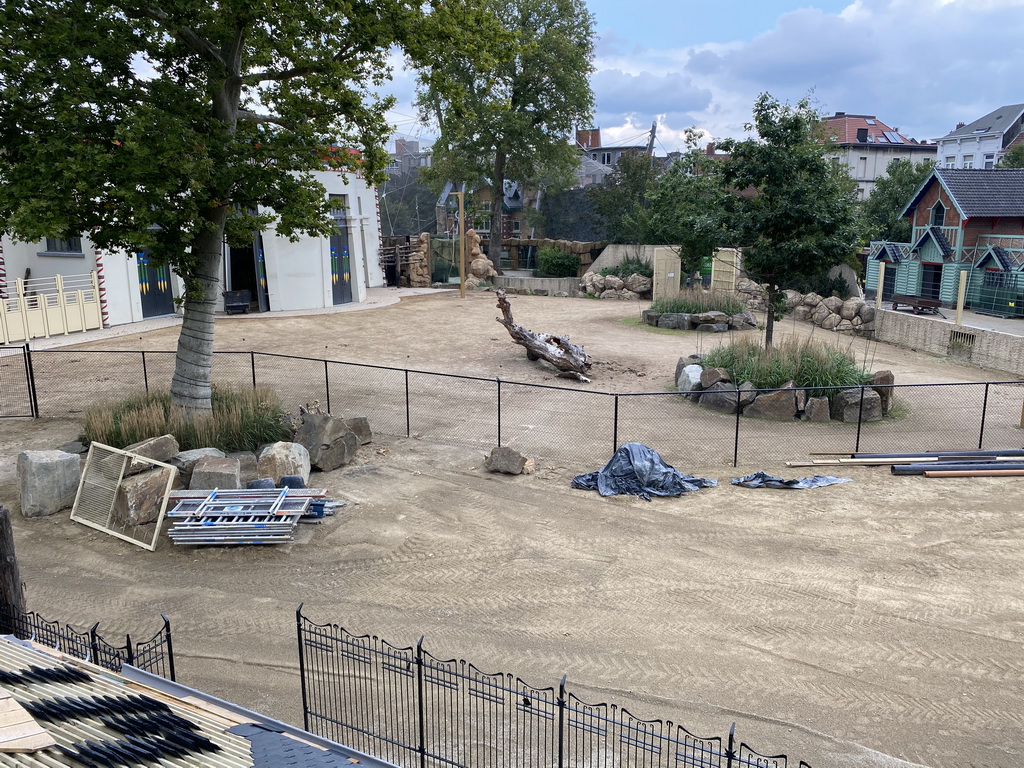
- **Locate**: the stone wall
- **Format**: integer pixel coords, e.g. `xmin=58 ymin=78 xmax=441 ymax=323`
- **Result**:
xmin=736 ymin=280 xmax=876 ymax=335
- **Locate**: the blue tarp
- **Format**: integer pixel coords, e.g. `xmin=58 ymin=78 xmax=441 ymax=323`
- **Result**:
xmin=731 ymin=472 xmax=852 ymax=490
xmin=571 ymin=443 xmax=717 ymax=501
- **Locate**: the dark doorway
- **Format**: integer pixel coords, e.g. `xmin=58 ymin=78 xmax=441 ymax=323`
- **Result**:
xmin=136 ymin=252 xmax=175 ymax=317
xmin=881 ymin=263 xmax=897 ymax=301
xmin=227 ymin=235 xmax=270 ymax=312
xmin=921 ymin=263 xmax=942 ymax=300
xmin=329 ymin=196 xmax=353 ymax=305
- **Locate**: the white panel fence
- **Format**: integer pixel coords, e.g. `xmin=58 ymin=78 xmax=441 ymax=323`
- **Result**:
xmin=0 ymin=272 xmax=103 ymax=344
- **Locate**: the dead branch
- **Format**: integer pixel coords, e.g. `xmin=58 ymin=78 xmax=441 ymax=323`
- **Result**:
xmin=495 ymin=289 xmax=591 ymax=382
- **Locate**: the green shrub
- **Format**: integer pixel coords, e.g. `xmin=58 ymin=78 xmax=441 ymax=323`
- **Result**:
xmin=701 ymin=338 xmax=872 ymax=396
xmin=83 ymin=386 xmax=292 ymax=453
xmin=651 ymin=288 xmax=747 ymax=317
xmin=535 ymin=247 xmax=580 ymax=278
xmin=600 ymin=257 xmax=653 ymax=279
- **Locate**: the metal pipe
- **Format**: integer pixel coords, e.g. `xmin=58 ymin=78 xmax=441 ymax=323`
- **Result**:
xmin=892 ymin=462 xmax=1024 ymax=475
xmin=854 ymin=449 xmax=1024 ymax=459
xmin=924 ymin=469 xmax=1024 ymax=477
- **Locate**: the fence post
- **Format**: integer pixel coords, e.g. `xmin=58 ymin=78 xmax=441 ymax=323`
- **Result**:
xmin=726 ymin=722 xmax=736 ymax=768
xmin=250 ymin=351 xmax=257 ymax=389
xmin=23 ymin=344 xmax=39 ymax=418
xmin=978 ymin=383 xmax=990 ymax=450
xmin=497 ymin=378 xmax=502 ymax=446
xmin=141 ymin=351 xmax=149 ymax=394
xmin=124 ymin=632 xmax=134 ymax=668
xmin=296 ymin=604 xmax=310 ymax=732
xmin=557 ymin=675 xmax=567 ymax=768
xmin=733 ymin=389 xmax=742 ymax=467
xmin=855 ymin=386 xmax=866 ymax=453
xmin=612 ymin=395 xmax=619 ymax=453
xmin=323 ymin=360 xmax=331 ymax=414
xmin=405 ymin=370 xmax=411 ymax=438
xmin=416 ymin=636 xmax=426 ymax=768
xmin=161 ymin=615 xmax=176 ymax=682
xmin=89 ymin=622 xmax=101 ymax=666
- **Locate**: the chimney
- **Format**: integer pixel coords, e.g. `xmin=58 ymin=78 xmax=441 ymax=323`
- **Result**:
xmin=956 ymin=122 xmax=966 ymax=130
xmin=395 ymin=138 xmax=408 ymax=155
xmin=856 ymin=128 xmax=868 ymax=142
xmin=705 ymin=143 xmax=716 ymax=155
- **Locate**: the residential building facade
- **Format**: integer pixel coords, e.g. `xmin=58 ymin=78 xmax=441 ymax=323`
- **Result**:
xmin=933 ymin=103 xmax=1024 ymax=170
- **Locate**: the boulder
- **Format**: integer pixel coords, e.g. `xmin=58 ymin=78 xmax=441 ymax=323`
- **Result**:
xmin=60 ymin=441 xmax=87 ymax=455
xmin=604 ymin=274 xmax=624 ymax=291
xmin=783 ymin=289 xmax=803 ymax=310
xmin=469 ymin=257 xmax=497 ymax=279
xmin=190 ymin=456 xmax=241 ymax=491
xmin=700 ymin=367 xmax=731 ymax=388
xmin=804 ymin=397 xmax=831 ymax=422
xmin=694 ymin=311 xmax=729 ymax=325
xmin=820 ymin=314 xmax=842 ymax=331
xmin=124 ymin=434 xmax=180 ymax=465
xmin=247 ymin=477 xmax=276 ymax=490
xmin=170 ymin=448 xmax=226 ymax=487
xmin=533 ymin=289 xmax=549 ymax=296
xmin=840 ymin=298 xmax=862 ymax=321
xmin=743 ymin=383 xmax=797 ymax=420
xmin=738 ymin=381 xmax=757 ymax=408
xmin=802 ymin=292 xmax=823 ymax=307
xmin=858 ymin=304 xmax=876 ymax=323
xmin=623 ymin=274 xmax=652 ymax=294
xmin=822 ymin=296 xmax=844 ymax=313
xmin=280 ymin=475 xmax=306 ymax=489
xmin=619 ymin=290 xmax=640 ymax=301
xmin=695 ymin=323 xmax=730 ymax=333
xmin=658 ymin=313 xmax=691 ymax=330
xmin=590 ymin=274 xmax=606 ymax=293
xmin=698 ymin=382 xmax=740 ymax=414
xmin=642 ymin=309 xmax=661 ymax=326
xmin=295 ymin=413 xmax=358 ymax=471
xmin=831 ymin=389 xmax=883 ymax=423
xmin=257 ymin=442 xmax=311 ymax=485
xmin=791 ymin=305 xmax=812 ymax=322
xmin=835 ymin=319 xmax=855 ymax=332
xmin=811 ymin=305 xmax=831 ymax=325
xmin=677 ymin=364 xmax=703 ymax=393
xmin=344 ymin=417 xmax=373 ymax=445
xmin=599 ymin=289 xmax=620 ymax=300
xmin=484 ymin=446 xmax=533 ymax=475
xmin=227 ymin=451 xmax=259 ymax=487
xmin=870 ymin=370 xmax=896 ymax=414
xmin=17 ymin=450 xmax=81 ymax=518
xmin=794 ymin=387 xmax=808 ymax=412
xmin=113 ymin=466 xmax=178 ymax=526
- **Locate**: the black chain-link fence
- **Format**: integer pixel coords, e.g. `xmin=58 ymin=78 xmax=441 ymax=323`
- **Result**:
xmin=8 ymin=347 xmax=1023 ymax=468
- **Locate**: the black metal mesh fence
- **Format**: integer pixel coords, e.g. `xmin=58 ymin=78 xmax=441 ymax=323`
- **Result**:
xmin=499 ymin=381 xmax=611 ymax=467
xmin=0 ymin=346 xmax=33 ymax=417
xmin=408 ymin=371 xmax=497 ymax=451
xmin=325 ymin=360 xmax=407 ymax=437
xmin=32 ymin=350 xmax=148 ymax=415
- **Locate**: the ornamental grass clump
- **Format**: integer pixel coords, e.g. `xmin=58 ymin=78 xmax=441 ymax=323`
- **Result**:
xmin=701 ymin=338 xmax=871 ymax=397
xmin=83 ymin=386 xmax=291 ymax=453
xmin=651 ymin=288 xmax=747 ymax=317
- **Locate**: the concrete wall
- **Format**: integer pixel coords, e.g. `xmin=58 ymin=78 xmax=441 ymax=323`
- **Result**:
xmin=874 ymin=309 xmax=1024 ymax=376
xmin=492 ymin=275 xmax=578 ymax=294
xmin=588 ymin=244 xmax=658 ymax=273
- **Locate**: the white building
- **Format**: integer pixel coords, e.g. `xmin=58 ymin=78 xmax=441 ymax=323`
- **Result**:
xmin=933 ymin=103 xmax=1024 ymax=170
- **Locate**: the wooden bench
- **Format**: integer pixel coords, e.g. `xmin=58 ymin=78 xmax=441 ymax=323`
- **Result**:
xmin=890 ymin=294 xmax=942 ymax=315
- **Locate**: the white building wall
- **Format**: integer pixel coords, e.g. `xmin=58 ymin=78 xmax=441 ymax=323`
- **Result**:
xmin=935 ymin=134 xmax=1004 ymax=169
xmin=832 ymin=146 xmax=937 ymax=199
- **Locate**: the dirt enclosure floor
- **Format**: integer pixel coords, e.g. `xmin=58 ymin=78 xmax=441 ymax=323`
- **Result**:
xmin=1 ymin=290 xmax=1022 ymax=768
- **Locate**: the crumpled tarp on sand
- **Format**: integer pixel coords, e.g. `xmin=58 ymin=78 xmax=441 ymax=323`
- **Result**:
xmin=571 ymin=443 xmax=717 ymax=501
xmin=731 ymin=472 xmax=852 ymax=490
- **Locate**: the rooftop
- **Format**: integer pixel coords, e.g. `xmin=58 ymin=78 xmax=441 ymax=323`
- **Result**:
xmin=938 ymin=103 xmax=1024 ymax=140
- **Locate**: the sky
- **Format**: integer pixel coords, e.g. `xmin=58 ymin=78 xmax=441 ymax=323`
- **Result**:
xmin=385 ymin=0 xmax=1024 ymax=156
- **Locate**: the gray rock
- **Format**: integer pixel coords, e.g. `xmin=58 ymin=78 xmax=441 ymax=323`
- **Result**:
xmin=295 ymin=413 xmax=358 ymax=471
xmin=695 ymin=323 xmax=729 ymax=333
xmin=859 ymin=304 xmax=876 ymax=323
xmin=821 ymin=314 xmax=842 ymax=331
xmin=831 ymin=389 xmax=883 ymax=423
xmin=694 ymin=311 xmax=729 ymax=324
xmin=554 ymin=291 xmax=570 ymax=298
xmin=743 ymin=384 xmax=797 ymax=420
xmin=840 ymin=298 xmax=862 ymax=320
xmin=124 ymin=434 xmax=180 ymax=465
xmin=619 ymin=289 xmax=640 ymax=301
xmin=533 ymin=289 xmax=549 ymax=296
xmin=599 ymin=289 xmax=620 ymax=300
xmin=60 ymin=441 xmax=87 ymax=455
xmin=835 ymin=319 xmax=855 ymax=332
xmin=870 ymin=370 xmax=896 ymax=415
xmin=657 ymin=313 xmax=691 ymax=330
xmin=604 ymin=275 xmax=624 ymax=291
xmin=190 ymin=456 xmax=241 ymax=491
xmin=248 ymin=478 xmax=276 ymax=489
xmin=811 ymin=305 xmax=831 ymax=325
xmin=258 ymin=441 xmax=311 ymax=484
xmin=677 ymin=364 xmax=703 ymax=393
xmin=802 ymin=292 xmax=823 ymax=307
xmin=700 ymin=367 xmax=731 ymax=388
xmin=280 ymin=475 xmax=306 ymax=489
xmin=623 ymin=274 xmax=652 ymax=294
xmin=642 ymin=309 xmax=661 ymax=326
xmin=344 ymin=417 xmax=373 ymax=445
xmin=170 ymin=448 xmax=226 ymax=487
xmin=227 ymin=451 xmax=259 ymax=487
xmin=17 ymin=450 xmax=81 ymax=518
xmin=782 ymin=289 xmax=803 ymax=310
xmin=791 ymin=305 xmax=812 ymax=322
xmin=113 ymin=466 xmax=178 ymax=525
xmin=794 ymin=387 xmax=808 ymax=412
xmin=738 ymin=381 xmax=757 ymax=408
xmin=804 ymin=397 xmax=830 ymax=422
xmin=698 ymin=382 xmax=740 ymax=414
xmin=484 ymin=446 xmax=532 ymax=475
xmin=822 ymin=296 xmax=844 ymax=313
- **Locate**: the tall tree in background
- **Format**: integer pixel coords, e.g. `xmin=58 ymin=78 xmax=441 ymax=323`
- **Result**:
xmin=719 ymin=94 xmax=862 ymax=347
xmin=998 ymin=143 xmax=1024 ymax=168
xmin=378 ymin=173 xmax=439 ymax=237
xmin=417 ymin=0 xmax=595 ymax=270
xmin=861 ymin=159 xmax=934 ymax=243
xmin=0 ymin=0 xmax=496 ymax=410
xmin=588 ymin=151 xmax=661 ymax=243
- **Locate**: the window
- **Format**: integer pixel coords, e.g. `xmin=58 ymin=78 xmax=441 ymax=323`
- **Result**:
xmin=44 ymin=236 xmax=83 ymax=254
xmin=857 ymin=156 xmax=868 ymax=177
xmin=511 ymin=219 xmax=521 ymax=236
xmin=601 ymin=152 xmax=613 ymax=165
xmin=945 ymin=156 xmax=956 ymax=168
xmin=963 ymin=155 xmax=974 ymax=169
xmin=931 ymin=202 xmax=945 ymax=227
xmin=984 ymin=153 xmax=995 ymax=169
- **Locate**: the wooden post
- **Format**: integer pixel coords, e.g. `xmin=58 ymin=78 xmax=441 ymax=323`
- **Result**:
xmin=955 ymin=269 xmax=968 ymax=325
xmin=875 ymin=261 xmax=886 ymax=310
xmin=0 ymin=506 xmax=26 ymax=631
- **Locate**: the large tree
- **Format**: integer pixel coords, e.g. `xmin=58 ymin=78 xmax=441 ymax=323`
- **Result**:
xmin=998 ymin=142 xmax=1024 ymax=169
xmin=588 ymin=151 xmax=661 ymax=243
xmin=0 ymin=0 xmax=495 ymax=410
xmin=416 ymin=0 xmax=595 ymax=269
xmin=860 ymin=158 xmax=934 ymax=243
xmin=718 ymin=94 xmax=863 ymax=346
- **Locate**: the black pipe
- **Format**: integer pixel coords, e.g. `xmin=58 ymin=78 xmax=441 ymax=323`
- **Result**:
xmin=892 ymin=462 xmax=1024 ymax=475
xmin=856 ymin=449 xmax=1024 ymax=459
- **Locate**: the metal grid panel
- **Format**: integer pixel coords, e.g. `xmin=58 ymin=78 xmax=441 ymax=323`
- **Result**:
xmin=253 ymin=352 xmax=327 ymax=411
xmin=616 ymin=392 xmax=737 ymax=469
xmin=499 ymin=381 xmax=610 ymax=468
xmin=408 ymin=372 xmax=496 ymax=452
xmin=0 ymin=346 xmax=32 ymax=418
xmin=325 ymin=360 xmax=407 ymax=436
xmin=31 ymin=350 xmax=148 ymax=416
xmin=71 ymin=442 xmax=177 ymax=551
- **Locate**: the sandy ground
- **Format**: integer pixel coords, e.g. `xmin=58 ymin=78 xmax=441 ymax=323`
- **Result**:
xmin=1 ymin=291 xmax=1023 ymax=768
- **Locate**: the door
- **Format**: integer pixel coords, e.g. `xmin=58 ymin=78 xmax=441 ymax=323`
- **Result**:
xmin=329 ymin=196 xmax=353 ymax=305
xmin=881 ymin=263 xmax=897 ymax=301
xmin=136 ymin=252 xmax=174 ymax=317
xmin=921 ymin=263 xmax=942 ymax=301
xmin=227 ymin=235 xmax=270 ymax=312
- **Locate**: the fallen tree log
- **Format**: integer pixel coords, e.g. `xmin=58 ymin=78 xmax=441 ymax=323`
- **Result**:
xmin=495 ymin=289 xmax=591 ymax=381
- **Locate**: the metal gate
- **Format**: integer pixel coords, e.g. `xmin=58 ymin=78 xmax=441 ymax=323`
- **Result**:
xmin=974 ymin=271 xmax=1024 ymax=317
xmin=136 ymin=252 xmax=175 ymax=317
xmin=0 ymin=345 xmax=36 ymax=418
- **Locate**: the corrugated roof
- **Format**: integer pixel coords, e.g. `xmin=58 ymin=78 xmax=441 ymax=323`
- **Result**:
xmin=0 ymin=637 xmax=394 ymax=767
xmin=938 ymin=103 xmax=1024 ymax=140
xmin=935 ymin=168 xmax=1024 ymax=217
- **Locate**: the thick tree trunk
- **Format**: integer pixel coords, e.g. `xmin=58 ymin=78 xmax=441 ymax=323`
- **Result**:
xmin=0 ymin=505 xmax=25 ymax=633
xmin=495 ymin=289 xmax=590 ymax=381
xmin=488 ymin=151 xmax=505 ymax=275
xmin=764 ymin=285 xmax=777 ymax=348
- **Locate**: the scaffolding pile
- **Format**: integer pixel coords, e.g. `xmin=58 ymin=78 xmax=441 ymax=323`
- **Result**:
xmin=166 ymin=488 xmax=318 ymax=546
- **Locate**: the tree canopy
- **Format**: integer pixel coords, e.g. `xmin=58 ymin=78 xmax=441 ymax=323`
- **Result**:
xmin=860 ymin=158 xmax=934 ymax=243
xmin=416 ymin=0 xmax=595 ymax=266
xmin=718 ymin=94 xmax=863 ymax=346
xmin=379 ymin=172 xmax=439 ymax=238
xmin=999 ymin=142 xmax=1024 ymax=169
xmin=0 ymin=0 xmax=497 ymax=409
xmin=588 ymin=151 xmax=661 ymax=243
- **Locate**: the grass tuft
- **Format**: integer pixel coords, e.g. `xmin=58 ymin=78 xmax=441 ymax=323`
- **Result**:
xmin=651 ymin=288 xmax=747 ymax=317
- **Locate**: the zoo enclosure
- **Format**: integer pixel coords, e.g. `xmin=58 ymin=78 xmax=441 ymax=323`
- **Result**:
xmin=296 ymin=607 xmax=812 ymax=768
xmin=1 ymin=346 xmax=1022 ymax=468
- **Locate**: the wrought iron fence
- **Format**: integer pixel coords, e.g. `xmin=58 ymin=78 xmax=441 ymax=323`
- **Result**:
xmin=0 ymin=605 xmax=175 ymax=680
xmin=296 ymin=606 xmax=811 ymax=768
xmin=8 ymin=347 xmax=1024 ymax=468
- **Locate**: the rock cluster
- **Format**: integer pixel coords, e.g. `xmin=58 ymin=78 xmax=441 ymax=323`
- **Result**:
xmin=676 ymin=358 xmax=896 ymax=423
xmin=581 ymin=272 xmax=652 ymax=299
xmin=407 ymin=232 xmax=432 ymax=288
xmin=642 ymin=309 xmax=758 ymax=333
xmin=735 ymin=279 xmax=876 ymax=335
xmin=464 ymin=229 xmax=498 ymax=290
